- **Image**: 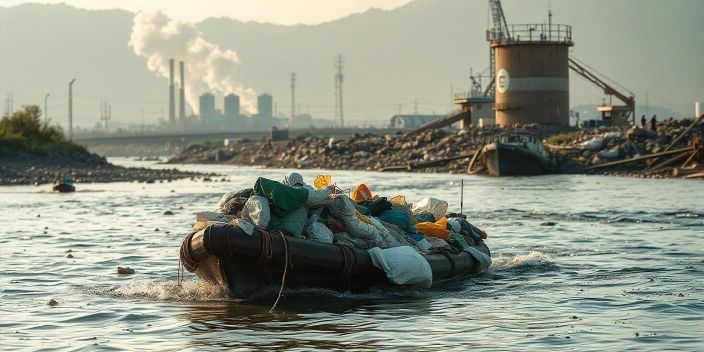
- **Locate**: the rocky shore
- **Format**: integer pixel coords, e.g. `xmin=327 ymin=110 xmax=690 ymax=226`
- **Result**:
xmin=0 ymin=149 xmax=207 ymax=186
xmin=169 ymin=117 xmax=703 ymax=179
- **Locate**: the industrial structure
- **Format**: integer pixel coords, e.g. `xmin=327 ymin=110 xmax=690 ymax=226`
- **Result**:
xmin=442 ymin=0 xmax=636 ymax=130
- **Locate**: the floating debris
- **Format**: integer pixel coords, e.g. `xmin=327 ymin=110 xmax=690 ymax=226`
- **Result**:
xmin=117 ymin=267 xmax=135 ymax=275
xmin=47 ymin=299 xmax=58 ymax=306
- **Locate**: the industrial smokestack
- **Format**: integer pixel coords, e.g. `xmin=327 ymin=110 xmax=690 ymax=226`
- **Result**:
xmin=179 ymin=61 xmax=185 ymax=121
xmin=169 ymin=58 xmax=175 ymax=124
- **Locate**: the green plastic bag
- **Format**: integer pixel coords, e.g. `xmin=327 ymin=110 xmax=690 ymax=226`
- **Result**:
xmin=269 ymin=207 xmax=308 ymax=238
xmin=253 ymin=177 xmax=309 ymax=216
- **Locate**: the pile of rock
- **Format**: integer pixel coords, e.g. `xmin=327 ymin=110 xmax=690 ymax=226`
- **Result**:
xmin=170 ymin=125 xmax=573 ymax=174
xmin=0 ymin=149 xmax=208 ymax=185
xmin=169 ymin=118 xmax=702 ymax=178
xmin=548 ymin=117 xmax=703 ymax=177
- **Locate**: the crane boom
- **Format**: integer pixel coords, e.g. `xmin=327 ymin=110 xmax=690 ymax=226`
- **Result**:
xmin=569 ymin=57 xmax=636 ymax=123
xmin=486 ymin=0 xmax=510 ymax=97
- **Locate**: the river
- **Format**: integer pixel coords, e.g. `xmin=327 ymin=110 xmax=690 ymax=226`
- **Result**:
xmin=1 ymin=158 xmax=702 ymax=351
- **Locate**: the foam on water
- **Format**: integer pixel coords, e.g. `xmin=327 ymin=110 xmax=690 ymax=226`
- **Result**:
xmin=108 ymin=280 xmax=229 ymax=302
xmin=490 ymin=251 xmax=553 ymax=270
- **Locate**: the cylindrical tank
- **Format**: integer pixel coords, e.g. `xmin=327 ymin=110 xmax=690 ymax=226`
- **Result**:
xmin=493 ymin=25 xmax=573 ymax=126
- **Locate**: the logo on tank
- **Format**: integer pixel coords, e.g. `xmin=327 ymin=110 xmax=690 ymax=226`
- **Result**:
xmin=496 ymin=68 xmax=510 ymax=94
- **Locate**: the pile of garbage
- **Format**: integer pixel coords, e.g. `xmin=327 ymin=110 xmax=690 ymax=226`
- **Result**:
xmin=192 ymin=173 xmax=490 ymax=286
xmin=547 ymin=117 xmax=704 ymax=178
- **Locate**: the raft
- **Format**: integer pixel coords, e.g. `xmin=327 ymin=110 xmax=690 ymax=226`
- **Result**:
xmin=52 ymin=183 xmax=75 ymax=193
xmin=180 ymin=223 xmax=490 ymax=297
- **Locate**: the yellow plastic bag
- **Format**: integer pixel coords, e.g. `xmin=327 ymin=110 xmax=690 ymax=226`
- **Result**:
xmin=390 ymin=195 xmax=406 ymax=205
xmin=351 ymin=184 xmax=372 ymax=202
xmin=415 ymin=216 xmax=450 ymax=240
xmin=314 ymin=175 xmax=332 ymax=190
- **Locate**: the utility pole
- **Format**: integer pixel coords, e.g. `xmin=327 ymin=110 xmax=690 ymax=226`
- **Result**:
xmin=68 ymin=79 xmax=76 ymax=141
xmin=44 ymin=93 xmax=50 ymax=124
xmin=334 ymin=54 xmax=344 ymax=128
xmin=291 ymin=72 xmax=296 ymax=120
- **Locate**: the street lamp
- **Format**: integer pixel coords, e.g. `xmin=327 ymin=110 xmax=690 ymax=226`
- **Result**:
xmin=68 ymin=79 xmax=76 ymax=141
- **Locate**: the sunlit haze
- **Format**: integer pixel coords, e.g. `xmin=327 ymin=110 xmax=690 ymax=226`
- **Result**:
xmin=0 ymin=0 xmax=413 ymax=24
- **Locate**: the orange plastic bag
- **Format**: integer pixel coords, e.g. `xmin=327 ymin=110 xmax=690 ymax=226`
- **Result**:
xmin=351 ymin=183 xmax=372 ymax=202
xmin=415 ymin=216 xmax=450 ymax=241
xmin=314 ymin=175 xmax=332 ymax=190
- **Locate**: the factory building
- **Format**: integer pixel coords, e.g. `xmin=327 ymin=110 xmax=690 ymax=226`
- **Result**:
xmin=257 ymin=94 xmax=273 ymax=119
xmin=199 ymin=93 xmax=216 ymax=121
xmin=224 ymin=94 xmax=240 ymax=119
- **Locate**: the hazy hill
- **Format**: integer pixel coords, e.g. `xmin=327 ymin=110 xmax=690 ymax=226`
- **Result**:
xmin=0 ymin=0 xmax=702 ymax=129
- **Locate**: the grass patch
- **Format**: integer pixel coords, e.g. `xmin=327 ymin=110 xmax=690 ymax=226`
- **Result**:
xmin=545 ymin=131 xmax=581 ymax=145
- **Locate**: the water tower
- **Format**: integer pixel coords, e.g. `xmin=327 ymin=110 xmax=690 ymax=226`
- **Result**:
xmin=488 ymin=2 xmax=573 ymax=126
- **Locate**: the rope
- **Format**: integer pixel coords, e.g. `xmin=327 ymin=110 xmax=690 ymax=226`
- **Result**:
xmin=337 ymin=244 xmax=357 ymax=276
xmin=269 ymin=230 xmax=290 ymax=314
xmin=258 ymin=230 xmax=273 ymax=263
xmin=179 ymin=231 xmax=199 ymax=273
xmin=439 ymin=248 xmax=456 ymax=277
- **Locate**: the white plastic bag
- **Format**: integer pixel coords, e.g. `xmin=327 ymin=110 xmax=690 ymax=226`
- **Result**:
xmin=412 ymin=197 xmax=448 ymax=221
xmin=329 ymin=195 xmax=381 ymax=247
xmin=305 ymin=184 xmax=334 ymax=206
xmin=305 ymin=222 xmax=334 ymax=244
xmin=242 ymin=196 xmax=270 ymax=228
xmin=368 ymin=246 xmax=432 ymax=287
xmin=283 ymin=172 xmax=304 ymax=187
xmin=581 ymin=137 xmax=603 ymax=150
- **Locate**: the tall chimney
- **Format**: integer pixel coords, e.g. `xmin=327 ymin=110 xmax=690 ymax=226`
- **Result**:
xmin=179 ymin=61 xmax=185 ymax=121
xmin=168 ymin=58 xmax=175 ymax=124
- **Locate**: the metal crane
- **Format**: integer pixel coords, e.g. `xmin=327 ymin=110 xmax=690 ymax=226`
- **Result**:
xmin=485 ymin=0 xmax=511 ymax=97
xmin=568 ymin=57 xmax=636 ymax=125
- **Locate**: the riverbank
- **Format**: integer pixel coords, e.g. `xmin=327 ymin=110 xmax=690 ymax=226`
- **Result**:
xmin=0 ymin=106 xmax=209 ymax=185
xmin=0 ymin=149 xmax=208 ymax=185
xmin=168 ymin=118 xmax=703 ymax=179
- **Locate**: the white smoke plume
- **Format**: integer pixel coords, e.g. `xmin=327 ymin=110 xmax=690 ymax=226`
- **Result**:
xmin=129 ymin=12 xmax=257 ymax=115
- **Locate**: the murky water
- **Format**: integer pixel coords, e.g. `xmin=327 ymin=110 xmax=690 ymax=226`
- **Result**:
xmin=2 ymin=158 xmax=702 ymax=351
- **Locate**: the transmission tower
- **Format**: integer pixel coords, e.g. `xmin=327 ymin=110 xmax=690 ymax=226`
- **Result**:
xmin=100 ymin=102 xmax=111 ymax=132
xmin=4 ymin=93 xmax=13 ymax=116
xmin=334 ymin=55 xmax=344 ymax=128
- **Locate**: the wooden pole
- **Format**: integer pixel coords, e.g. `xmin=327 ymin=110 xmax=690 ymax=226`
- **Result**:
xmin=648 ymin=114 xmax=704 ymax=168
xmin=585 ymin=146 xmax=694 ymax=170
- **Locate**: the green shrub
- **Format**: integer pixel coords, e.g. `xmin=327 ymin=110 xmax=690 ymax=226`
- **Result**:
xmin=0 ymin=105 xmax=86 ymax=156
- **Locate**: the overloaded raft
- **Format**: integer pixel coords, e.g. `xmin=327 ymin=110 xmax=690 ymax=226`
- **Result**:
xmin=180 ymin=173 xmax=491 ymax=298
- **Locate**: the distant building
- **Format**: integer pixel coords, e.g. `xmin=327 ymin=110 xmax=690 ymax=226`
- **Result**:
xmin=224 ymin=94 xmax=240 ymax=119
xmin=389 ymin=114 xmax=445 ymax=129
xmin=199 ymin=93 xmax=216 ymax=120
xmin=257 ymin=94 xmax=273 ymax=119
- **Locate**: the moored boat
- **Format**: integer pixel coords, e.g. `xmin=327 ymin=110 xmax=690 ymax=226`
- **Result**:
xmin=52 ymin=175 xmax=76 ymax=192
xmin=481 ymin=132 xmax=554 ymax=176
xmin=180 ymin=223 xmax=491 ymax=298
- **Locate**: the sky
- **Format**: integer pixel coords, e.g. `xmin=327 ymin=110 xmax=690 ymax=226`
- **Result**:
xmin=0 ymin=0 xmax=413 ymax=24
